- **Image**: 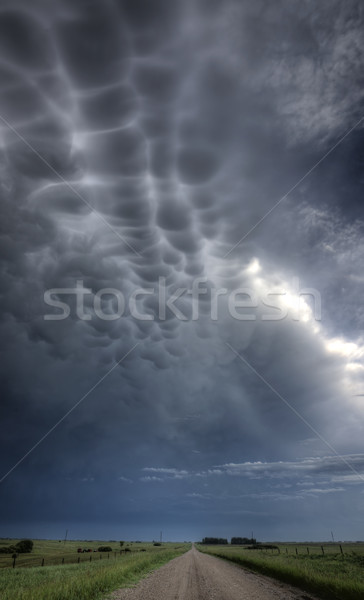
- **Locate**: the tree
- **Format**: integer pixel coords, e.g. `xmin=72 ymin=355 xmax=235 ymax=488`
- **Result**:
xmin=231 ymin=537 xmax=256 ymax=545
xmin=15 ymin=539 xmax=33 ymax=553
xmin=120 ymin=541 xmax=124 ymax=547
xmin=201 ymin=537 xmax=228 ymax=545
xmin=0 ymin=540 xmax=34 ymax=554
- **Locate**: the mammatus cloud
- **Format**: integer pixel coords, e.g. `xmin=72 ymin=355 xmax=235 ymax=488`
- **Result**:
xmin=0 ymin=0 xmax=364 ymax=541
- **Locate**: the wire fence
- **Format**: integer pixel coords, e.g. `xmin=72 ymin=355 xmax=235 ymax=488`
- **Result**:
xmin=263 ymin=544 xmax=345 ymax=556
xmin=3 ymin=548 xmax=140 ymax=570
xmin=199 ymin=543 xmax=364 ymax=558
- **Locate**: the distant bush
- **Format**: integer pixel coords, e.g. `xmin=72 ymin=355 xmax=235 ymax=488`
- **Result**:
xmin=124 ymin=547 xmax=131 ymax=552
xmin=153 ymin=542 xmax=161 ymax=546
xmin=0 ymin=540 xmax=33 ymax=554
xmin=247 ymin=544 xmax=278 ymax=550
xmin=16 ymin=539 xmax=34 ymax=553
xmin=0 ymin=546 xmax=16 ymax=554
xmin=119 ymin=541 xmax=124 ymax=547
xmin=98 ymin=546 xmax=112 ymax=552
xmin=201 ymin=537 xmax=228 ymax=545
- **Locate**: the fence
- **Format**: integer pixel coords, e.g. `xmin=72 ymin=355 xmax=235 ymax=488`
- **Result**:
xmin=6 ymin=548 xmax=139 ymax=570
xmin=256 ymin=544 xmax=347 ymax=556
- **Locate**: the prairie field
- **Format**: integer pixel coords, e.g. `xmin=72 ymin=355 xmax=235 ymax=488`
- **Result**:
xmin=197 ymin=542 xmax=364 ymax=600
xmin=0 ymin=538 xmax=170 ymax=569
xmin=0 ymin=539 xmax=190 ymax=600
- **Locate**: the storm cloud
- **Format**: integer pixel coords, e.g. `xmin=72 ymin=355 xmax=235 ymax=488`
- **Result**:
xmin=0 ymin=0 xmax=364 ymax=542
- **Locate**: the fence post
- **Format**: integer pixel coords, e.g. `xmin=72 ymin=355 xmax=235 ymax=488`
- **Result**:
xmin=62 ymin=557 xmax=65 ymax=565
xmin=12 ymin=554 xmax=17 ymax=568
xmin=321 ymin=546 xmax=324 ymax=556
xmin=295 ymin=547 xmax=298 ymax=556
xmin=307 ymin=547 xmax=309 ymax=555
xmin=41 ymin=558 xmax=45 ymax=566
xmin=286 ymin=548 xmax=288 ymax=554
xmin=340 ymin=545 xmax=343 ymax=556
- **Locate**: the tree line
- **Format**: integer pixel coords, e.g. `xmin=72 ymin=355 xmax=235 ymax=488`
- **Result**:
xmin=201 ymin=537 xmax=256 ymax=545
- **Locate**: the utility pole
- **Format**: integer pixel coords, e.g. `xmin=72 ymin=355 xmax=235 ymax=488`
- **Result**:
xmin=331 ymin=531 xmax=335 ymax=543
xmin=64 ymin=529 xmax=68 ymax=545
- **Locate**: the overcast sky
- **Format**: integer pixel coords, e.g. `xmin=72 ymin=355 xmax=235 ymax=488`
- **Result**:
xmin=1 ymin=0 xmax=364 ymax=542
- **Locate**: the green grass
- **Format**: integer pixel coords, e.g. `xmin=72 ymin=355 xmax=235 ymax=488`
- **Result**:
xmin=197 ymin=543 xmax=364 ymax=600
xmin=0 ymin=539 xmax=174 ymax=569
xmin=0 ymin=541 xmax=190 ymax=600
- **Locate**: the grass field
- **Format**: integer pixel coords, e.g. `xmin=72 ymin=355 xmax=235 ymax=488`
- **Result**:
xmin=0 ymin=540 xmax=190 ymax=600
xmin=0 ymin=538 xmax=170 ymax=569
xmin=197 ymin=542 xmax=364 ymax=600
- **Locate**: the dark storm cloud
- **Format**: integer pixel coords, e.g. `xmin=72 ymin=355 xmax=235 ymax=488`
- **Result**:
xmin=1 ymin=0 xmax=364 ymax=540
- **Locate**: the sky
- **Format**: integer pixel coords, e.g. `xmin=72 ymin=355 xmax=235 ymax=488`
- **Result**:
xmin=0 ymin=0 xmax=364 ymax=543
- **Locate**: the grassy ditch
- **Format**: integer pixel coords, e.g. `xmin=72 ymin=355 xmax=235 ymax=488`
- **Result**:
xmin=0 ymin=542 xmax=189 ymax=600
xmin=197 ymin=543 xmax=364 ymax=600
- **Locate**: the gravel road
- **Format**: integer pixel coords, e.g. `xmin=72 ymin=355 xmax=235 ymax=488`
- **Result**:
xmin=109 ymin=546 xmax=320 ymax=600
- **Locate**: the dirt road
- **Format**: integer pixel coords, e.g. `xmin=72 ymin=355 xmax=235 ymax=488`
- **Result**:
xmin=110 ymin=546 xmax=319 ymax=600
